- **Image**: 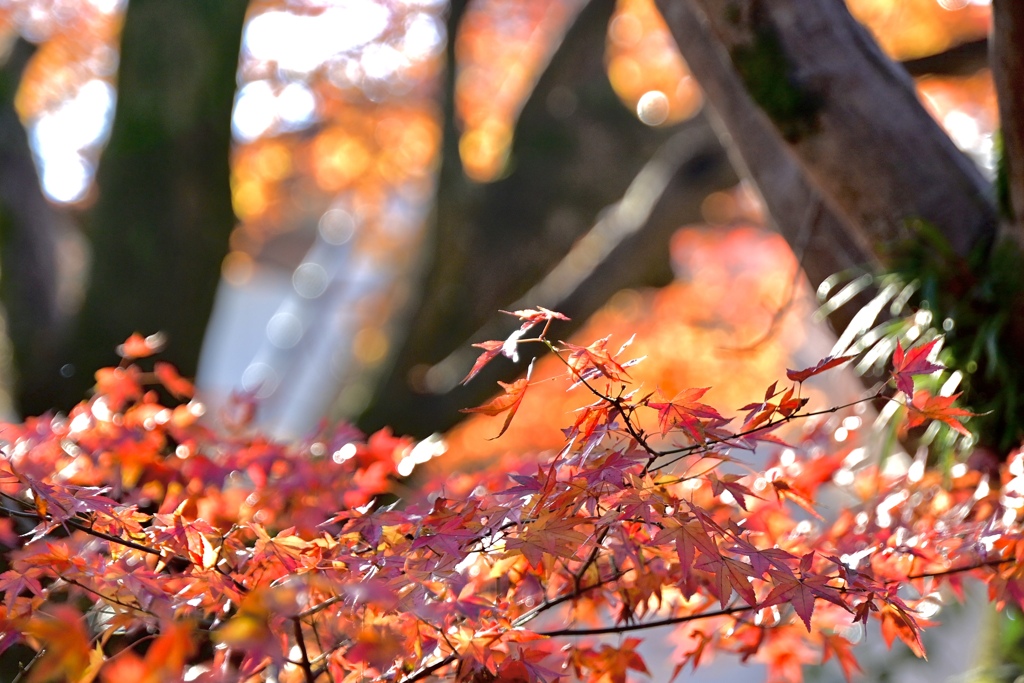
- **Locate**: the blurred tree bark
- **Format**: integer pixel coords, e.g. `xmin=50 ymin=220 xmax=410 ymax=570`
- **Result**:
xmin=23 ymin=0 xmax=249 ymax=415
xmin=0 ymin=39 xmax=76 ymax=416
xmin=357 ymin=0 xmax=738 ymax=437
xmin=657 ymin=0 xmax=997 ymax=264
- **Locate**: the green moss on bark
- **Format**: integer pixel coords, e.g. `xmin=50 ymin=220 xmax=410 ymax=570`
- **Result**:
xmin=729 ymin=16 xmax=820 ymax=142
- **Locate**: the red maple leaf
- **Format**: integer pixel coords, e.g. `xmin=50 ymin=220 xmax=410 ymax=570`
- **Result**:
xmin=648 ymin=388 xmax=724 ymax=440
xmin=905 ymin=390 xmax=975 ymax=436
xmin=891 ymin=338 xmax=944 ymax=396
xmin=786 ymin=355 xmax=856 ymax=383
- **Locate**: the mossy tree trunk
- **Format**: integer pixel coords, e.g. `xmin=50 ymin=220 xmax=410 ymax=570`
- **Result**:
xmin=657 ymin=0 xmax=998 ymax=263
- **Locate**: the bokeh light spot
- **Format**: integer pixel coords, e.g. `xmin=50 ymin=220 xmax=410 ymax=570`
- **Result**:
xmin=266 ymin=312 xmax=304 ymax=349
xmin=293 ymin=262 xmax=329 ymax=299
xmin=637 ymin=90 xmax=669 ymax=126
xmin=319 ymin=209 xmax=356 ymax=245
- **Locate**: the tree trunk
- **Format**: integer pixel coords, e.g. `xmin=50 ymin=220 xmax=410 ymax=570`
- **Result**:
xmin=660 ymin=0 xmax=997 ymax=262
xmin=992 ymin=0 xmax=1024 ymax=241
xmin=0 ymin=39 xmax=77 ymax=416
xmin=30 ymin=0 xmax=249 ymax=414
xmin=654 ymin=0 xmax=876 ymax=295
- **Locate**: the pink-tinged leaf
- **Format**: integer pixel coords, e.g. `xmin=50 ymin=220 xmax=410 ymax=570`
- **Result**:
xmin=462 ymin=340 xmax=503 ymax=384
xmin=892 ymin=339 xmax=944 ymax=396
xmin=562 ymin=336 xmax=630 ymax=382
xmin=501 ymin=306 xmax=570 ymax=325
xmin=786 ymin=355 xmax=856 ymax=383
xmin=716 ymin=557 xmax=757 ymax=607
xmin=708 ymin=473 xmax=758 ymax=510
xmin=905 ymin=390 xmax=975 ymax=436
xmin=761 ymin=577 xmax=817 ymax=630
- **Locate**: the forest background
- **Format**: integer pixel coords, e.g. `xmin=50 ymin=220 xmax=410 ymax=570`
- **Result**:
xmin=0 ymin=0 xmax=1020 ymax=681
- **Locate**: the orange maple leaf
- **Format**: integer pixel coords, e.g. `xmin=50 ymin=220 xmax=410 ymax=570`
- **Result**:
xmin=905 ymin=390 xmax=975 ymax=437
xmin=460 ymin=371 xmax=531 ymax=439
xmin=562 ymin=336 xmax=629 ymax=383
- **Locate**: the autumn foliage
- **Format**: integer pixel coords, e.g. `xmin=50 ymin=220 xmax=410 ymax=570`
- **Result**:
xmin=0 ymin=310 xmax=1020 ymax=683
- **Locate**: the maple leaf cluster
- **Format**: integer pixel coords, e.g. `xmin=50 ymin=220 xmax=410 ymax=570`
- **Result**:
xmin=0 ymin=318 xmax=1017 ymax=683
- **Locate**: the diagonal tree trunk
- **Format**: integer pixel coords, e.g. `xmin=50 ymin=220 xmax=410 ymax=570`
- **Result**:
xmin=657 ymin=0 xmax=998 ymax=263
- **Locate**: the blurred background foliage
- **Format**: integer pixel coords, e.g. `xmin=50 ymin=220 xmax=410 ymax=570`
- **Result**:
xmin=0 ymin=0 xmax=998 ymax=450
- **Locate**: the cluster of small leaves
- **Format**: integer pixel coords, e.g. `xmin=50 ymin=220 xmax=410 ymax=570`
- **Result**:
xmin=0 ymin=317 xmax=1019 ymax=683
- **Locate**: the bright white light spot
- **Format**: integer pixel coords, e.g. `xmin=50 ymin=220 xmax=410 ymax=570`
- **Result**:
xmin=907 ymin=459 xmax=925 ymax=483
xmin=842 ymin=416 xmax=862 ymax=431
xmin=361 ymin=43 xmax=407 ymax=82
xmin=973 ymin=475 xmax=990 ymax=501
xmin=1010 ymin=456 xmax=1024 ymax=478
xmin=502 ymin=328 xmax=526 ymax=363
xmin=293 ymin=262 xmax=329 ymax=298
xmin=834 ymin=427 xmax=848 ymax=442
xmin=32 ymin=79 xmax=115 ymax=155
xmin=232 ymin=80 xmax=277 ymax=142
xmin=833 ymin=468 xmax=855 ymax=486
xmin=88 ymin=0 xmax=127 ymax=13
xmin=403 ymin=13 xmax=445 ymax=60
xmin=267 ymin=312 xmax=303 ymax=348
xmin=333 ymin=443 xmax=358 ymax=464
xmin=30 ymin=79 xmax=116 ymax=203
xmin=944 ymin=110 xmax=980 ymax=150
xmin=40 ymin=155 xmax=91 ymax=203
xmin=940 ymin=370 xmax=963 ymax=397
xmin=319 ymin=209 xmax=356 ymax=244
xmin=843 ymin=447 xmax=867 ymax=467
xmin=278 ymin=82 xmax=318 ymax=129
xmin=780 ymin=449 xmax=796 ymax=467
xmin=69 ymin=412 xmax=92 ymax=434
xmin=244 ymin=6 xmax=390 ymax=76
xmin=637 ymin=90 xmax=670 ymax=126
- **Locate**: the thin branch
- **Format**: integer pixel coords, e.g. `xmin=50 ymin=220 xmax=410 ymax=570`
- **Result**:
xmin=539 ymin=603 xmax=752 ymax=637
xmin=62 ymin=576 xmax=156 ymax=618
xmin=293 ymin=617 xmax=316 ymax=683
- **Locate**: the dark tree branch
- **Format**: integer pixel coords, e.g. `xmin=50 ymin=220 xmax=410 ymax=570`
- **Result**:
xmin=902 ymin=37 xmax=989 ymax=77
